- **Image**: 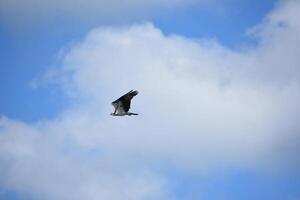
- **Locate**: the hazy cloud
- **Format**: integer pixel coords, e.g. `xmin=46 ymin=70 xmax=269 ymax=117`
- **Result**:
xmin=0 ymin=0 xmax=210 ymax=27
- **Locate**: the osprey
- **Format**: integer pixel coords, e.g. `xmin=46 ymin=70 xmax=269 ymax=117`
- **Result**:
xmin=111 ymin=90 xmax=139 ymax=116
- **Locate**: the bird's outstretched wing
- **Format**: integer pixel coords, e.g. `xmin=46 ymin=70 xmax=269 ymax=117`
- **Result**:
xmin=112 ymin=90 xmax=138 ymax=112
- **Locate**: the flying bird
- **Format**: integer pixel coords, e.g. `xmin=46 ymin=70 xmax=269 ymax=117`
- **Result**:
xmin=111 ymin=90 xmax=139 ymax=116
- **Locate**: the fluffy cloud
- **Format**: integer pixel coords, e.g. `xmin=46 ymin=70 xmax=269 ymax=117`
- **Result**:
xmin=1 ymin=0 xmax=300 ymax=199
xmin=0 ymin=117 xmax=169 ymax=200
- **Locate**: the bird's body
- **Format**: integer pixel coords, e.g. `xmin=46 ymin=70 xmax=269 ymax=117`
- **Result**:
xmin=111 ymin=90 xmax=138 ymax=116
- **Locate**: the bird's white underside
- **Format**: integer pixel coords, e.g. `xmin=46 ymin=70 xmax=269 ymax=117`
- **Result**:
xmin=111 ymin=102 xmax=138 ymax=116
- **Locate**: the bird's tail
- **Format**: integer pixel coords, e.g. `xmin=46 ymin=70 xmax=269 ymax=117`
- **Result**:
xmin=128 ymin=112 xmax=138 ymax=116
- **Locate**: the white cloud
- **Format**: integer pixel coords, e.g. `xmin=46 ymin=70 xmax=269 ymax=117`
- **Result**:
xmin=0 ymin=117 xmax=169 ymax=200
xmin=1 ymin=0 xmax=300 ymax=199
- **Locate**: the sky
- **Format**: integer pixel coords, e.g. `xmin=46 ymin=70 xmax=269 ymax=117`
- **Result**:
xmin=0 ymin=0 xmax=300 ymax=200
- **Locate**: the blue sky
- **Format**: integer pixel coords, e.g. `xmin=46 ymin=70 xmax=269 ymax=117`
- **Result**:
xmin=1 ymin=0 xmax=300 ymax=199
xmin=0 ymin=0 xmax=275 ymax=122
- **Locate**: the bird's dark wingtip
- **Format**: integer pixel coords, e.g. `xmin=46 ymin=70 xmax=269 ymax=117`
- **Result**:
xmin=127 ymin=90 xmax=138 ymax=96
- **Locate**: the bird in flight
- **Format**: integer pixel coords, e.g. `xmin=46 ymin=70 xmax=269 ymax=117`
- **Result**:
xmin=111 ymin=90 xmax=139 ymax=116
